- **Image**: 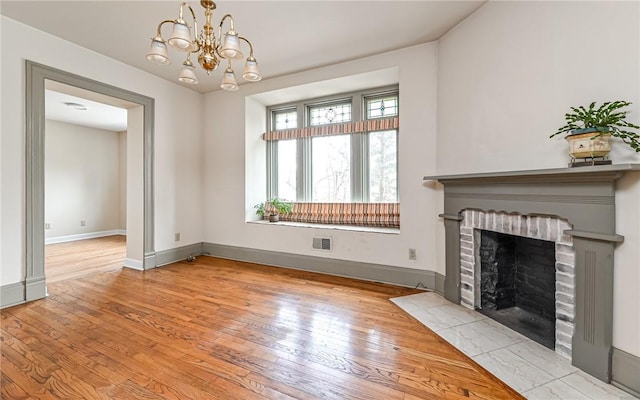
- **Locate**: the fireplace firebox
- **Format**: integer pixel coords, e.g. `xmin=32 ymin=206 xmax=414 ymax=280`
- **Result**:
xmin=479 ymin=230 xmax=556 ymax=349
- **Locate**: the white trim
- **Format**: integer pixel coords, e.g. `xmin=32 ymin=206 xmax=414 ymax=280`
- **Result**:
xmin=45 ymin=229 xmax=126 ymax=245
xmin=124 ymin=258 xmax=143 ymax=270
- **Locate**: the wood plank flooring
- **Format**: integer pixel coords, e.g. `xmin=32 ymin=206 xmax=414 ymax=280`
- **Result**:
xmin=1 ymin=256 xmax=524 ymax=399
xmin=45 ymin=235 xmax=126 ymax=283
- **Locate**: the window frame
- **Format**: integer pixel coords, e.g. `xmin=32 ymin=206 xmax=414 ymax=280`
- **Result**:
xmin=308 ymin=98 xmax=354 ymax=126
xmin=266 ymin=85 xmax=399 ymax=203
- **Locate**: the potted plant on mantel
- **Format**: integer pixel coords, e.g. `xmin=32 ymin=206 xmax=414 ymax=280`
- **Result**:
xmin=254 ymin=198 xmax=293 ymax=222
xmin=550 ymin=100 xmax=640 ymax=166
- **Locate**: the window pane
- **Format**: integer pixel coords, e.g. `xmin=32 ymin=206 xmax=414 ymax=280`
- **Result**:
xmin=369 ymin=130 xmax=397 ymax=202
xmin=277 ymin=140 xmax=297 ymax=201
xmin=310 ymin=103 xmax=351 ymax=126
xmin=367 ymin=95 xmax=398 ymax=119
xmin=312 ymin=135 xmax=350 ymax=202
xmin=274 ymin=110 xmax=297 ymax=130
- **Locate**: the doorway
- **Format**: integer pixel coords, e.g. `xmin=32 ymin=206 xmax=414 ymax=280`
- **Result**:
xmin=44 ymin=83 xmax=129 ymax=282
xmin=25 ymin=61 xmax=155 ymax=302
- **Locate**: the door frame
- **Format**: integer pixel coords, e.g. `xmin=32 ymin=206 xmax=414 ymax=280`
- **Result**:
xmin=25 ymin=60 xmax=155 ymax=301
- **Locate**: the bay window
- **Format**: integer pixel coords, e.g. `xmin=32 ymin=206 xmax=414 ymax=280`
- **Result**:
xmin=262 ymin=86 xmax=399 ymax=227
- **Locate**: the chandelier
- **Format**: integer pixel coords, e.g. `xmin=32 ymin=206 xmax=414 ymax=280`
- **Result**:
xmin=146 ymin=0 xmax=261 ymax=90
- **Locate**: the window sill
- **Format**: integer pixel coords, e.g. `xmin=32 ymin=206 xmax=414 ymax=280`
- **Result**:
xmin=247 ymin=219 xmax=400 ymax=234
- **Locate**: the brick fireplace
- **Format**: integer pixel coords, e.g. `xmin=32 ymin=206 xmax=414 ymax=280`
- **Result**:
xmin=458 ymin=210 xmax=575 ymax=358
xmin=424 ymin=165 xmax=639 ymax=383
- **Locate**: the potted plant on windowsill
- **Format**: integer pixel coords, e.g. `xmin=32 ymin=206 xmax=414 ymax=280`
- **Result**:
xmin=254 ymin=198 xmax=293 ymax=222
xmin=550 ymin=101 xmax=640 ymax=166
xmin=254 ymin=202 xmax=267 ymax=220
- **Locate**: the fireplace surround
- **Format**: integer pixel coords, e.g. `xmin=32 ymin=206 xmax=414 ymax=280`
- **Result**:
xmin=425 ymin=164 xmax=640 ymax=384
xmin=460 ymin=210 xmax=574 ymax=357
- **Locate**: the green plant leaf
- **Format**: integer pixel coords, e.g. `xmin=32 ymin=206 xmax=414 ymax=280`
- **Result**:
xmin=552 ymin=100 xmax=640 ymax=152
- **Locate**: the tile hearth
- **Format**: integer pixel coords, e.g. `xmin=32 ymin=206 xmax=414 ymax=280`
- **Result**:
xmin=391 ymin=291 xmax=637 ymax=399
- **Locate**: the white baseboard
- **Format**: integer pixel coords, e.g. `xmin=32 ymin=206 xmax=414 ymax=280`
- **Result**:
xmin=45 ymin=229 xmax=126 ymax=245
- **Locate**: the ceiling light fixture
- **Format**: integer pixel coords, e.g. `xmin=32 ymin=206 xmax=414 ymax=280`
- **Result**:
xmin=63 ymin=102 xmax=87 ymax=110
xmin=146 ymin=0 xmax=261 ymax=90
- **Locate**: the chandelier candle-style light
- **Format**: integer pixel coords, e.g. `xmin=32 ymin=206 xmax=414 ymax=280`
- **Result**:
xmin=146 ymin=0 xmax=261 ymax=90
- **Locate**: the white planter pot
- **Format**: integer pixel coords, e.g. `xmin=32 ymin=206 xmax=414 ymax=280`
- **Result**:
xmin=565 ymin=130 xmax=611 ymax=159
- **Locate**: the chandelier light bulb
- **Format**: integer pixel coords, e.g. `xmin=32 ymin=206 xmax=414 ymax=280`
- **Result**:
xmin=178 ymin=59 xmax=199 ymax=84
xmin=219 ymin=31 xmax=244 ymax=60
xmin=220 ymin=67 xmax=239 ymax=91
xmin=168 ymin=21 xmax=193 ymax=50
xmin=146 ymin=38 xmax=170 ymax=65
xmin=242 ymin=57 xmax=261 ymax=82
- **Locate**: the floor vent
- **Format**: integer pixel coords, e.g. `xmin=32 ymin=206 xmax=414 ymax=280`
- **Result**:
xmin=312 ymin=237 xmax=332 ymax=251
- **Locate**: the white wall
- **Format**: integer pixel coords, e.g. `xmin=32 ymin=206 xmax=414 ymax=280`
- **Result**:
xmin=204 ymin=43 xmax=440 ymax=273
xmin=0 ymin=16 xmax=204 ymax=285
xmin=437 ymin=1 xmax=640 ymax=356
xmin=44 ymin=120 xmax=121 ymax=239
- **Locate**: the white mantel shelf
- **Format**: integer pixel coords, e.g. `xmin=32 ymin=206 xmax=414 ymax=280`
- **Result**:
xmin=423 ymin=163 xmax=640 ymax=182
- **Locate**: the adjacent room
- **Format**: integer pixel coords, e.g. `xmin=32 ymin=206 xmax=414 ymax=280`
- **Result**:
xmin=44 ymin=84 xmax=129 ymax=282
xmin=1 ymin=1 xmax=639 ymax=399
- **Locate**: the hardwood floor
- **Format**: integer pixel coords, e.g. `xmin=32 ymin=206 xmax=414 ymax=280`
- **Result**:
xmin=1 ymin=256 xmax=524 ymax=399
xmin=45 ymin=235 xmax=126 ymax=283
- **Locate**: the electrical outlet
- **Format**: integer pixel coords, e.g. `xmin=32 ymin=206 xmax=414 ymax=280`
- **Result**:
xmin=45 ymin=223 xmax=51 ymax=229
xmin=175 ymin=232 xmax=180 ymax=242
xmin=80 ymin=220 xmax=86 ymax=226
xmin=408 ymin=248 xmax=417 ymax=260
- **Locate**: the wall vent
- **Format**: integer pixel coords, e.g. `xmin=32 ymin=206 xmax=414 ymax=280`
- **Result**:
xmin=312 ymin=237 xmax=332 ymax=251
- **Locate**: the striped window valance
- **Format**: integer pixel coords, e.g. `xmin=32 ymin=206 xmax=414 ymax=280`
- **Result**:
xmin=264 ymin=202 xmax=399 ymax=228
xmin=262 ymin=117 xmax=399 ymax=141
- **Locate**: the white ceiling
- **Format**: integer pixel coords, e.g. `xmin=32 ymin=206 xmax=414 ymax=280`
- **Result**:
xmin=1 ymin=0 xmax=486 ymax=94
xmin=44 ymin=80 xmax=140 ymax=132
xmin=45 ymin=89 xmax=129 ymax=132
xmin=2 ymin=1 xmax=485 ymax=131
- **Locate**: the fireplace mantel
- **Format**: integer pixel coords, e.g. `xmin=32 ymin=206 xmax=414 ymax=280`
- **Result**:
xmin=424 ymin=163 xmax=640 ymax=183
xmin=424 ymin=163 xmax=640 ymax=383
xmin=424 ymin=164 xmax=640 ymax=237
